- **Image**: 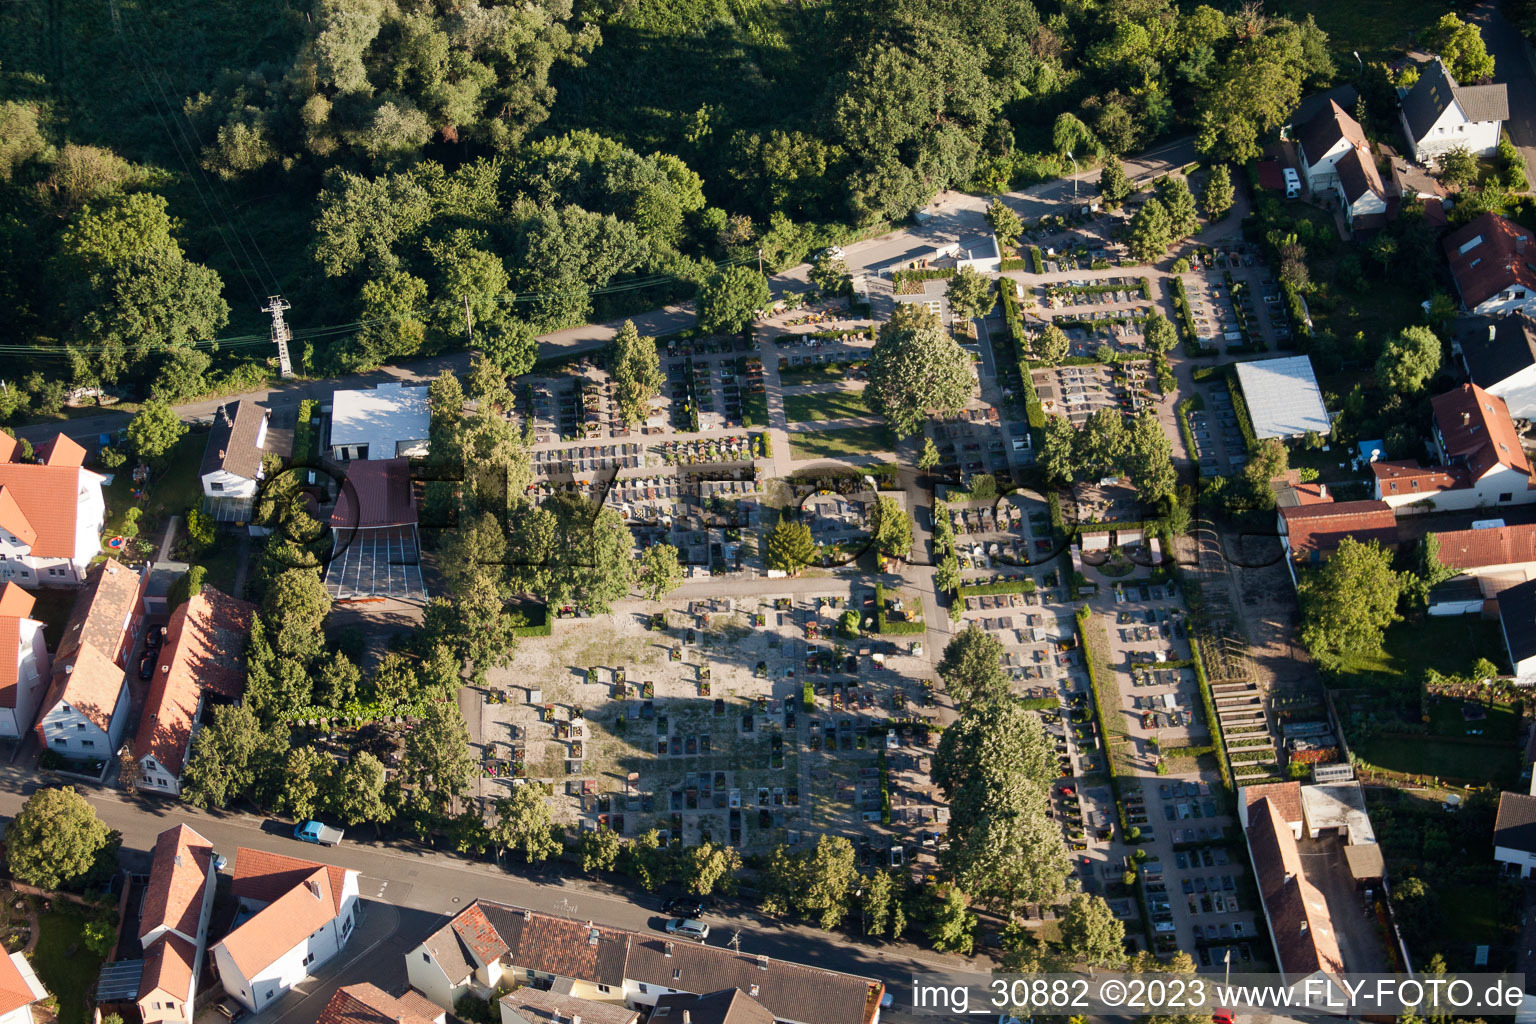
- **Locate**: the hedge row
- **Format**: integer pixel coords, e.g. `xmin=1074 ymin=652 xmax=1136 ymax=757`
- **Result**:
xmin=1077 ymin=605 xmax=1129 ymax=837
xmin=294 ymin=399 xmax=319 ymax=463
xmin=1190 ymin=637 xmax=1233 ymax=792
xmin=1158 ymin=744 xmax=1216 ymax=758
xmin=893 ymin=267 xmax=955 ymax=292
xmin=1139 ymin=277 xmax=1152 ymax=301
xmin=1028 ymin=246 xmax=1045 ymax=274
xmin=1280 ymin=280 xmax=1311 ymax=340
xmin=1175 ymin=395 xmax=1203 ymax=467
xmin=1000 ymin=284 xmax=1047 ymax=429
xmin=1000 ymin=257 xmax=1030 ymax=271
xmin=957 ymin=578 xmax=1037 ymax=597
xmin=1226 ymin=375 xmax=1259 ymax=453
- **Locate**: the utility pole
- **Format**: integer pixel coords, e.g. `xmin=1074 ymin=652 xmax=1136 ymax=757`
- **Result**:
xmin=757 ymin=248 xmax=764 ymax=276
xmin=1069 ymin=151 xmax=1080 ymax=200
xmin=262 ymin=295 xmax=293 ymax=379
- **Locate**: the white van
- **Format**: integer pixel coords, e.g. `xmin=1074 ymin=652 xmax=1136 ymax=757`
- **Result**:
xmin=1282 ymin=167 xmax=1301 ymax=198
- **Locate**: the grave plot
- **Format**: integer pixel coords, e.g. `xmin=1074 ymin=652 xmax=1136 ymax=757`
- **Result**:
xmin=481 ymin=595 xmax=949 ymax=861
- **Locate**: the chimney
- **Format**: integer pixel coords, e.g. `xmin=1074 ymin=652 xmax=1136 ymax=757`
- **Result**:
xmin=749 ymin=985 xmax=760 ymax=999
xmin=683 ymin=1014 xmax=691 ymax=1024
xmin=665 ymin=942 xmax=674 ymax=958
xmin=1317 ymin=483 xmax=1327 ymax=500
xmin=756 ymin=955 xmax=768 ymax=971
xmin=1520 ymin=234 xmax=1529 ymax=252
xmin=305 ymin=879 xmax=322 ymax=899
xmin=1463 ymin=411 xmax=1471 ymax=426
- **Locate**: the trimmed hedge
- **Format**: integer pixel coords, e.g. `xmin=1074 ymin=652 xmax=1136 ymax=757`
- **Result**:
xmin=1077 ymin=605 xmax=1129 ymax=836
xmin=294 ymin=399 xmax=320 ymax=463
xmin=1175 ymin=395 xmax=1203 ymax=467
xmin=1000 ymin=284 xmax=1047 ymax=429
xmin=957 ymin=578 xmax=1037 ymax=598
xmin=1139 ymin=276 xmax=1152 ymax=301
xmin=893 ymin=267 xmax=955 ymax=293
xmin=1028 ymin=246 xmax=1044 ymax=274
xmin=1018 ymin=696 xmax=1058 ymax=711
xmin=1190 ymin=637 xmax=1232 ymax=792
xmin=1000 ymin=258 xmax=1030 ymax=271
xmin=1226 ymin=376 xmax=1258 ymax=453
xmin=1159 ymin=744 xmax=1216 ymax=758
xmin=1280 ymin=280 xmax=1311 ymax=340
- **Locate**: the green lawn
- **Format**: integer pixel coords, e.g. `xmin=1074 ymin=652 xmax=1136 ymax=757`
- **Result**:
xmin=102 ymin=429 xmax=209 ymax=560
xmin=1353 ymin=734 xmax=1520 ymax=788
xmin=30 ymin=909 xmax=104 ymax=1024
xmin=783 ymin=388 xmax=871 ymax=423
xmin=778 ymin=361 xmax=865 ymax=387
xmin=1427 ymin=697 xmax=1518 ymax=743
xmin=194 ymin=539 xmax=245 ymax=599
xmin=1336 ymin=615 xmax=1509 ymax=682
xmin=789 ymin=424 xmax=895 ymax=462
xmin=741 ymin=389 xmax=768 ymax=428
xmin=1274 ymin=0 xmax=1451 ymax=57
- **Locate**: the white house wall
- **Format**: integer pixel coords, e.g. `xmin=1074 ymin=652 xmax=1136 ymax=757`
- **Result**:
xmin=1408 ymin=102 xmax=1503 ymax=161
xmin=1485 ymin=364 xmax=1536 ymax=421
xmin=1302 ymin=138 xmax=1352 ymax=192
xmin=217 ymin=904 xmax=356 ymax=1013
xmin=200 ymin=469 xmax=259 ymax=500
xmin=406 ymin=949 xmax=465 ymax=1011
xmin=0 ymin=620 xmax=49 ymax=739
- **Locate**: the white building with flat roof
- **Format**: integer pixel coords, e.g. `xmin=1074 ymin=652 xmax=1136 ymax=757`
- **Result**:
xmin=1233 ymin=356 xmax=1330 ymax=439
xmin=329 ymin=383 xmax=431 ymax=461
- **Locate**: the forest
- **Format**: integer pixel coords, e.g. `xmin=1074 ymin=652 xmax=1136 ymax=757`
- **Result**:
xmin=0 ymin=0 xmax=1337 ymax=407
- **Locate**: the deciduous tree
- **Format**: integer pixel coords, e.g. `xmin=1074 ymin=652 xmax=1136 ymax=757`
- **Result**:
xmin=937 ymin=625 xmax=1009 ymax=707
xmin=6 ymin=787 xmax=113 ymax=890
xmin=872 ymin=495 xmax=914 ymax=558
xmin=1060 ymin=893 xmax=1127 ymax=971
xmin=1098 ymin=156 xmax=1133 ymax=208
xmin=1127 ymin=198 xmax=1173 ymax=264
xmin=697 ymin=267 xmax=770 ymax=335
xmin=610 ymin=320 xmax=663 ymax=426
xmin=946 ymin=266 xmax=994 ymax=322
xmin=1376 ymin=325 xmax=1442 ymax=394
xmin=576 ymin=826 xmax=622 ymax=873
xmin=767 ymin=518 xmax=816 ymax=575
xmin=1202 ymin=164 xmax=1235 ymax=220
xmin=492 ymin=784 xmax=562 ymax=863
xmin=1299 ymin=538 xmax=1405 ymax=669
xmin=1036 ymin=323 xmax=1071 ymax=364
xmin=681 ymin=841 xmax=741 ymax=896
xmin=126 ymin=400 xmax=187 ymax=461
xmin=867 ymin=304 xmax=974 ymax=437
xmin=1426 ymin=14 xmax=1495 ymax=84
xmin=639 ymin=543 xmax=685 ymax=601
xmin=986 ymin=199 xmax=1023 ymax=247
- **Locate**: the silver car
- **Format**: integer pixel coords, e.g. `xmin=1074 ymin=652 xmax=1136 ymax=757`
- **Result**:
xmin=665 ymin=918 xmax=709 ymax=942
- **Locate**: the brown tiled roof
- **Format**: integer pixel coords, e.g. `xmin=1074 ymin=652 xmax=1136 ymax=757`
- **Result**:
xmin=1432 ymin=382 xmax=1533 ymax=482
xmin=140 ymin=824 xmax=214 ymax=942
xmin=0 ymin=433 xmax=100 ymax=558
xmin=1279 ymin=500 xmax=1398 ymax=559
xmin=450 ymin=903 xmax=509 ymax=965
xmin=477 ymin=904 xmax=628 ymax=987
xmin=138 ymin=934 xmax=195 ymax=1004
xmin=199 ymin=402 xmax=268 ymax=482
xmin=626 ymin=935 xmax=881 ymax=1024
xmin=0 ymin=952 xmax=40 ymax=1015
xmin=37 ymin=559 xmax=141 ymax=731
xmin=1444 ymin=213 xmax=1536 ymax=312
xmin=0 ymin=583 xmax=39 ymax=711
xmin=418 ymin=921 xmax=476 ymax=984
xmin=1296 ymin=101 xmax=1367 ymax=171
xmin=435 ymin=903 xmax=882 ymax=1024
xmin=133 ymin=588 xmax=254 ymax=774
xmin=1457 ymin=84 xmax=1511 ymax=122
xmin=1242 ymin=781 xmax=1303 ymax=827
xmin=396 ymin=990 xmax=444 ymax=1023
xmin=331 ymin=458 xmax=417 ymax=530
xmin=318 ymin=985 xmax=439 ymax=1024
xmin=502 ymin=987 xmax=638 ymax=1024
xmin=1371 ymin=459 xmax=1468 ymax=496
xmin=0 ymin=434 xmax=15 ymax=464
xmin=655 ymin=990 xmax=775 ymax=1024
xmin=219 ymin=867 xmax=337 ymax=977
xmin=1431 ymin=523 xmax=1536 ymax=571
xmin=1334 ymin=146 xmax=1385 ymax=206
xmin=1496 ymin=791 xmax=1536 ymax=853
xmin=230 ymin=847 xmax=349 ymax=914
xmin=0 ymin=488 xmax=37 ymax=548
xmin=1247 ymin=797 xmax=1345 ymax=981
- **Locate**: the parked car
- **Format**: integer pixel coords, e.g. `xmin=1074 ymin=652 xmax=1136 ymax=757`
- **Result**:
xmin=215 ymin=997 xmax=246 ymax=1022
xmin=138 ymin=650 xmax=157 ymax=680
xmin=144 ymin=624 xmax=166 ymax=650
xmin=662 ymin=898 xmax=707 ymax=918
xmin=294 ymin=820 xmax=345 ymax=846
xmin=664 ymin=918 xmax=709 ymax=942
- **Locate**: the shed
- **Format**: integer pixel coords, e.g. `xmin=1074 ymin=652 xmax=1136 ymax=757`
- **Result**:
xmin=1343 ymin=843 xmax=1385 ymax=885
xmin=1233 ymin=357 xmax=1331 ymax=439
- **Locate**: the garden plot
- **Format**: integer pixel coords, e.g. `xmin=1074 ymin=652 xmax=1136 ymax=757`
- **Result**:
xmin=479 ymin=595 xmax=948 ymax=859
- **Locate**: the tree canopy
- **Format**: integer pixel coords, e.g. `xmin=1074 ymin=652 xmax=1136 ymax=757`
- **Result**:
xmin=867 ymin=304 xmax=974 ymax=437
xmin=1299 ymin=538 xmax=1406 ymax=670
xmin=7 ymin=787 xmax=114 ymax=890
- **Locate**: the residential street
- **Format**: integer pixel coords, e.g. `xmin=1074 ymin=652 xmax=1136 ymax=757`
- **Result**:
xmin=0 ymin=773 xmax=976 ymax=1021
xmin=1470 ymin=0 xmax=1536 ymax=177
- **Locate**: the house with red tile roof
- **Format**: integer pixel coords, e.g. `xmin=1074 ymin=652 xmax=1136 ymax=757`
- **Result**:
xmin=1443 ymin=212 xmax=1536 ymax=318
xmin=0 ymin=945 xmax=48 ymax=1024
xmin=132 ymin=588 xmax=254 ymax=796
xmin=137 ymin=825 xmax=218 ymax=1024
xmin=318 ymin=984 xmax=445 ymax=1024
xmin=1422 ymin=521 xmax=1536 ymax=616
xmin=407 ymin=902 xmax=883 ymax=1024
xmin=0 ymin=583 xmax=50 ymax=738
xmin=1244 ymin=796 xmax=1347 ymax=992
xmin=1276 ymin=499 xmax=1398 ymax=587
xmin=1429 ymin=383 xmax=1536 ymax=508
xmin=0 ymin=431 xmax=107 ymax=587
xmin=212 ymin=848 xmax=360 ymax=1013
xmin=35 ymin=558 xmax=147 ymax=760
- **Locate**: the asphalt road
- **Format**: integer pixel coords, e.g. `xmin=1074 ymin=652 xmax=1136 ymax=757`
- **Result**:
xmin=0 ymin=775 xmax=978 ymax=1020
xmin=1469 ymin=0 xmax=1536 ymax=178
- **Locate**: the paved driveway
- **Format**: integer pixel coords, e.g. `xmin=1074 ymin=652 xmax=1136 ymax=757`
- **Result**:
xmin=1470 ymin=0 xmax=1536 ymax=179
